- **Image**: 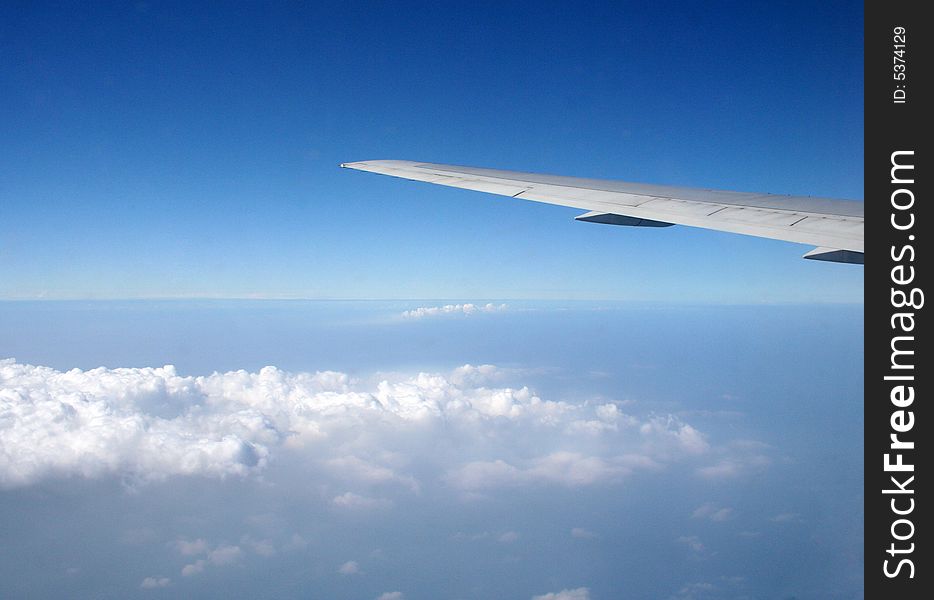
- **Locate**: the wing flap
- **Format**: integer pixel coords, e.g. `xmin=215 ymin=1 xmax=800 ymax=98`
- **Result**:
xmin=575 ymin=211 xmax=673 ymax=227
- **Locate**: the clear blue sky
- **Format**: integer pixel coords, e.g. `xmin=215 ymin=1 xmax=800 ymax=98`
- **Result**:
xmin=0 ymin=1 xmax=863 ymax=301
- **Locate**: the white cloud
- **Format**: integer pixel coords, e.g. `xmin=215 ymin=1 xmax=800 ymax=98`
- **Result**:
xmin=532 ymin=587 xmax=591 ymax=600
xmin=241 ymin=536 xmax=276 ymax=557
xmin=140 ymin=576 xmax=170 ymax=589
xmin=377 ymin=592 xmax=404 ymax=600
xmin=174 ymin=538 xmax=209 ymax=556
xmin=445 ymin=449 xmax=665 ymax=491
xmin=332 ymin=492 xmax=392 ymax=510
xmin=449 ymin=363 xmax=504 ymax=388
xmin=695 ymin=440 xmax=770 ymax=479
xmin=181 ymin=560 xmax=205 ymax=577
xmin=498 ymin=531 xmax=519 ymax=543
xmin=671 ymin=581 xmax=717 ymax=600
xmin=338 ymin=560 xmax=360 ymax=575
xmin=325 ymin=455 xmax=419 ymax=492
xmin=401 ymin=303 xmax=507 ymax=319
xmin=691 ymin=503 xmax=733 ymax=522
xmin=0 ymin=359 xmax=759 ymax=494
xmin=208 ymin=544 xmax=242 ymax=565
xmin=177 ymin=541 xmax=241 ymax=576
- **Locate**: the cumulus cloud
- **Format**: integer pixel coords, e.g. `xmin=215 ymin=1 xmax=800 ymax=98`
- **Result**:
xmin=691 ymin=503 xmax=733 ymax=522
xmin=448 ymin=363 xmax=505 ymax=388
xmin=0 ymin=359 xmax=758 ymax=493
xmin=532 ymin=587 xmax=591 ymax=600
xmin=401 ymin=303 xmax=507 ymax=319
xmin=175 ymin=539 xmax=242 ymax=577
xmin=181 ymin=561 xmax=205 ymax=577
xmin=377 ymin=592 xmax=404 ymax=600
xmin=338 ymin=560 xmax=360 ymax=575
xmin=140 ymin=576 xmax=170 ymax=589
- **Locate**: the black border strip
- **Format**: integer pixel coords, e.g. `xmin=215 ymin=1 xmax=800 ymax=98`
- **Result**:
xmin=865 ymin=0 xmax=928 ymax=595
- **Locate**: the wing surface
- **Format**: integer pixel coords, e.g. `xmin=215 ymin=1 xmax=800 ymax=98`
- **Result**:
xmin=341 ymin=160 xmax=863 ymax=263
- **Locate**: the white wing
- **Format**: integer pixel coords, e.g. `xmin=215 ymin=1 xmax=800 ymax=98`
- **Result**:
xmin=341 ymin=160 xmax=864 ymax=264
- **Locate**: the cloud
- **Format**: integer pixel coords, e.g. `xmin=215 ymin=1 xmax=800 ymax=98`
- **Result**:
xmin=140 ymin=576 xmax=170 ymax=589
xmin=176 ymin=540 xmax=242 ymax=576
xmin=691 ymin=503 xmax=733 ymax=522
xmin=208 ymin=544 xmax=243 ymax=565
xmin=498 ymin=531 xmax=519 ymax=543
xmin=377 ymin=593 xmax=404 ymax=600
xmin=325 ymin=456 xmax=419 ymax=493
xmin=670 ymin=581 xmax=717 ymax=600
xmin=532 ymin=587 xmax=591 ymax=600
xmin=448 ymin=363 xmax=506 ymax=388
xmin=241 ymin=536 xmax=276 ymax=557
xmin=181 ymin=561 xmax=205 ymax=577
xmin=174 ymin=538 xmax=209 ymax=556
xmin=401 ymin=303 xmax=507 ymax=319
xmin=444 ymin=439 xmax=691 ymax=492
xmin=338 ymin=560 xmax=360 ymax=575
xmin=695 ymin=439 xmax=770 ymax=480
xmin=0 ymin=359 xmax=759 ymax=493
xmin=332 ymin=492 xmax=392 ymax=510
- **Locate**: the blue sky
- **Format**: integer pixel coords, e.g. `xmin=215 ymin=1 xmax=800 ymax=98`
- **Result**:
xmin=1 ymin=1 xmax=863 ymax=302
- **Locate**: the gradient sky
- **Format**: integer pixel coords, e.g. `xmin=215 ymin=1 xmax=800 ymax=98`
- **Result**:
xmin=1 ymin=1 xmax=863 ymax=302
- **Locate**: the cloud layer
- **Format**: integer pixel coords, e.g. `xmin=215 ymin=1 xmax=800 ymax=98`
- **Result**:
xmin=1 ymin=359 xmax=747 ymax=491
xmin=401 ymin=303 xmax=507 ymax=319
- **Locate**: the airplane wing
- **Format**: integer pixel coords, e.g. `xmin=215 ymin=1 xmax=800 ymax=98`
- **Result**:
xmin=341 ymin=160 xmax=864 ymax=264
